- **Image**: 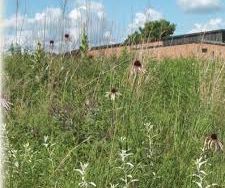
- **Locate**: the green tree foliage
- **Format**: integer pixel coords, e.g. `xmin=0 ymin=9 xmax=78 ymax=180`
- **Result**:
xmin=124 ymin=19 xmax=176 ymax=44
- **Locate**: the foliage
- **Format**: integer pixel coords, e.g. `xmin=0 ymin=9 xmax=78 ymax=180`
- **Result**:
xmin=4 ymin=51 xmax=225 ymax=187
xmin=80 ymin=30 xmax=89 ymax=57
xmin=124 ymin=19 xmax=176 ymax=44
xmin=33 ymin=42 xmax=45 ymax=64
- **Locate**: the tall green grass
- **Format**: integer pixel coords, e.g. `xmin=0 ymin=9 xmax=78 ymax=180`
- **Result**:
xmin=4 ymin=50 xmax=225 ymax=187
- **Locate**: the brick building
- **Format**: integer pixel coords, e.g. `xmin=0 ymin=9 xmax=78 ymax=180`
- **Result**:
xmin=86 ymin=29 xmax=225 ymax=60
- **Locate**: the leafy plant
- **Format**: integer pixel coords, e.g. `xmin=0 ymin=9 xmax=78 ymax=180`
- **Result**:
xmin=124 ymin=19 xmax=176 ymax=44
xmin=80 ymin=29 xmax=89 ymax=57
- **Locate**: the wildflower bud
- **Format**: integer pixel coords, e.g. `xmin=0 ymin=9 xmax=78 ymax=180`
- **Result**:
xmin=50 ymin=40 xmax=54 ymax=45
xmin=132 ymin=59 xmax=145 ymax=75
xmin=64 ymin=33 xmax=70 ymax=40
xmin=133 ymin=60 xmax=142 ymax=68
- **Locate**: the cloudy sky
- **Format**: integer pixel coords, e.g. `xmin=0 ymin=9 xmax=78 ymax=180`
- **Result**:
xmin=3 ymin=0 xmax=225 ymax=52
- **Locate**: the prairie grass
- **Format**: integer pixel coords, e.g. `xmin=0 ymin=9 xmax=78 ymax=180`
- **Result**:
xmin=4 ymin=49 xmax=225 ymax=187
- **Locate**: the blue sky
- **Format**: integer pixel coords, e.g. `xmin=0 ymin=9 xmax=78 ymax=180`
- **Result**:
xmin=3 ymin=0 xmax=225 ymax=51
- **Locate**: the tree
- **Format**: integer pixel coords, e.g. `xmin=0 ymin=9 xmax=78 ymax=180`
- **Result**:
xmin=79 ymin=29 xmax=89 ymax=57
xmin=124 ymin=19 xmax=176 ymax=45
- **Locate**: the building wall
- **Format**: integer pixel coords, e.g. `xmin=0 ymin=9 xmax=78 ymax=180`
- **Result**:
xmin=88 ymin=42 xmax=225 ymax=60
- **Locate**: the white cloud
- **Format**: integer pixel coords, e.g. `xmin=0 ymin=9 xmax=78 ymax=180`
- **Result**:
xmin=4 ymin=8 xmax=63 ymax=29
xmin=128 ymin=8 xmax=163 ymax=34
xmin=67 ymin=1 xmax=109 ymax=46
xmin=178 ymin=0 xmax=222 ymax=13
xmin=31 ymin=8 xmax=62 ymax=24
xmin=103 ymin=31 xmax=114 ymax=44
xmin=68 ymin=9 xmax=81 ymax=20
xmin=3 ymin=14 xmax=25 ymax=28
xmin=3 ymin=1 xmax=114 ymax=53
xmin=190 ymin=18 xmax=225 ymax=33
xmin=3 ymin=7 xmax=64 ymax=52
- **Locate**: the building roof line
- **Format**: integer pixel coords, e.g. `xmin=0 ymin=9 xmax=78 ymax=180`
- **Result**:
xmin=85 ymin=29 xmax=225 ymax=51
xmin=165 ymin=29 xmax=225 ymax=40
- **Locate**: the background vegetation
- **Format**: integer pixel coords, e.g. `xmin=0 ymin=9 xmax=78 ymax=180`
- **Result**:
xmin=4 ymin=45 xmax=225 ymax=187
xmin=124 ymin=19 xmax=176 ymax=45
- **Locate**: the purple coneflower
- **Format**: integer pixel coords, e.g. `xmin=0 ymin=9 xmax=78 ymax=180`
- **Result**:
xmin=50 ymin=40 xmax=54 ymax=45
xmin=49 ymin=40 xmax=54 ymax=49
xmin=64 ymin=33 xmax=70 ymax=41
xmin=132 ymin=60 xmax=145 ymax=75
xmin=203 ymin=133 xmax=223 ymax=152
xmin=0 ymin=97 xmax=12 ymax=111
xmin=105 ymin=88 xmax=121 ymax=101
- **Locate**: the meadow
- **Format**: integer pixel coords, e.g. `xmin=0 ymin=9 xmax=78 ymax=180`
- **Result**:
xmin=4 ymin=47 xmax=225 ymax=187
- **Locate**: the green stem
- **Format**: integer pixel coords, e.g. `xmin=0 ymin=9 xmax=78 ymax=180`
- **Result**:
xmin=126 ymin=74 xmax=138 ymax=150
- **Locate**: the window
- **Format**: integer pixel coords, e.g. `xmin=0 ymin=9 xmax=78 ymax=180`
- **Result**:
xmin=202 ymin=48 xmax=208 ymax=53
